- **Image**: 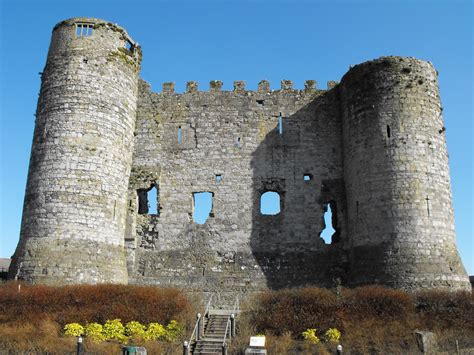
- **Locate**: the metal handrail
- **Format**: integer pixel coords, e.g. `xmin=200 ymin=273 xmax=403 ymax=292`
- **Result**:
xmin=188 ymin=294 xmax=213 ymax=346
xmin=222 ymin=296 xmax=240 ymax=347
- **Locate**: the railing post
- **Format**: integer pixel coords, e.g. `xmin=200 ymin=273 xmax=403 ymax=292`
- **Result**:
xmin=183 ymin=341 xmax=189 ymax=355
xmin=336 ymin=344 xmax=343 ymax=355
xmin=230 ymin=313 xmax=236 ymax=338
xmin=76 ymin=336 xmax=83 ymax=355
xmin=196 ymin=313 xmax=202 ymax=341
xmin=222 ymin=342 xmax=227 ymax=355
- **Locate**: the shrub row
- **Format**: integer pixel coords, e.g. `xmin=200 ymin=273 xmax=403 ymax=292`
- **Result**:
xmin=250 ymin=286 xmax=474 ymax=336
xmin=0 ymin=282 xmax=193 ymax=326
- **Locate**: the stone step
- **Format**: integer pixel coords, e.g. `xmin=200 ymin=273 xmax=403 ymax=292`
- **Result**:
xmin=208 ymin=309 xmax=238 ymax=316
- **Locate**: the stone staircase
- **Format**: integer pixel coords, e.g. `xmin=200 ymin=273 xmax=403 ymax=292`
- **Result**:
xmin=192 ymin=309 xmax=237 ymax=355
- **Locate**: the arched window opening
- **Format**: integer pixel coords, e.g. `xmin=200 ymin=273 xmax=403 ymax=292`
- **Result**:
xmin=193 ymin=192 xmax=214 ymax=224
xmin=320 ymin=202 xmax=336 ymax=244
xmin=260 ymin=191 xmax=281 ymax=215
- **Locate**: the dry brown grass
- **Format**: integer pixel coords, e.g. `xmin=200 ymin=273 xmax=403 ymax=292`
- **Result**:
xmin=0 ymin=282 xmax=195 ymax=353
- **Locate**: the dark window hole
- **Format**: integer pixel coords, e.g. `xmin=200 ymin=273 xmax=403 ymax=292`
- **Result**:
xmin=256 ymin=99 xmax=265 ymax=106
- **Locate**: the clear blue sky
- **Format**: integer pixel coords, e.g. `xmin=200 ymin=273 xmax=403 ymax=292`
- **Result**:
xmin=0 ymin=0 xmax=472 ymax=274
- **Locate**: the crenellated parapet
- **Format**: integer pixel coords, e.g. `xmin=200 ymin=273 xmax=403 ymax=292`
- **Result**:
xmin=154 ymin=79 xmax=339 ymax=95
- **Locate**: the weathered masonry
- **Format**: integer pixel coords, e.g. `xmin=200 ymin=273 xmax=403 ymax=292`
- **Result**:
xmin=9 ymin=18 xmax=471 ymax=292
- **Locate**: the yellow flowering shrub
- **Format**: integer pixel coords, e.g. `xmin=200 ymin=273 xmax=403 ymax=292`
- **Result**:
xmin=125 ymin=321 xmax=146 ymax=340
xmin=302 ymin=328 xmax=320 ymax=344
xmin=103 ymin=319 xmax=128 ymax=343
xmin=63 ymin=319 xmax=184 ymax=345
xmin=144 ymin=322 xmax=166 ymax=341
xmin=163 ymin=320 xmax=183 ymax=342
xmin=64 ymin=323 xmax=84 ymax=337
xmin=85 ymin=322 xmax=105 ymax=343
xmin=323 ymin=328 xmax=341 ymax=343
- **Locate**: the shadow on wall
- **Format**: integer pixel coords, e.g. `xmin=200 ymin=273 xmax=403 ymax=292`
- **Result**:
xmin=249 ymin=90 xmax=349 ymax=290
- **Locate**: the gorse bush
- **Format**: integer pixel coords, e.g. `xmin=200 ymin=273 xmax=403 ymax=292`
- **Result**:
xmin=301 ymin=328 xmax=320 ymax=344
xmin=63 ymin=319 xmax=183 ymax=345
xmin=85 ymin=323 xmax=105 ymax=343
xmin=323 ymin=328 xmax=341 ymax=343
xmin=63 ymin=323 xmax=84 ymax=337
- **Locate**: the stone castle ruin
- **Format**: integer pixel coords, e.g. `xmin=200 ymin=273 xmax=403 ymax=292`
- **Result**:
xmin=9 ymin=18 xmax=470 ymax=292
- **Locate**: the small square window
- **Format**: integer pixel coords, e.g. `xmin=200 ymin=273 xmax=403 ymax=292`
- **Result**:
xmin=304 ymin=174 xmax=312 ymax=181
xmin=215 ymin=174 xmax=223 ymax=182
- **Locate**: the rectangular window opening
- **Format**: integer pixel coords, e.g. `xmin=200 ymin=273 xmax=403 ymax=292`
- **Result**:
xmin=125 ymin=40 xmax=134 ymax=52
xmin=387 ymin=125 xmax=391 ymax=138
xmin=193 ymin=192 xmax=214 ymax=224
xmin=256 ymin=99 xmax=265 ymax=106
xmin=137 ymin=184 xmax=159 ymax=215
xmin=304 ymin=174 xmax=312 ymax=181
xmin=215 ymin=174 xmax=223 ymax=182
xmin=76 ymin=23 xmax=94 ymax=37
xmin=260 ymin=191 xmax=281 ymax=215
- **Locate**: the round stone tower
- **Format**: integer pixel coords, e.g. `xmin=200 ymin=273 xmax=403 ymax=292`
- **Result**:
xmin=339 ymin=56 xmax=470 ymax=291
xmin=9 ymin=18 xmax=142 ymax=284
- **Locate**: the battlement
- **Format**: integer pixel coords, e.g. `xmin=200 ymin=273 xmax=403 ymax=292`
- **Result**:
xmin=153 ymin=79 xmax=340 ymax=95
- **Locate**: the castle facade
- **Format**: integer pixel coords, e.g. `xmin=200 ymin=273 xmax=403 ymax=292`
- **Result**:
xmin=9 ymin=18 xmax=470 ymax=292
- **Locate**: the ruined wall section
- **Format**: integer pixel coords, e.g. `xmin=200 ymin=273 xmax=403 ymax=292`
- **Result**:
xmin=9 ymin=18 xmax=141 ymax=284
xmin=126 ymin=80 xmax=347 ymax=291
xmin=340 ymin=57 xmax=470 ymax=291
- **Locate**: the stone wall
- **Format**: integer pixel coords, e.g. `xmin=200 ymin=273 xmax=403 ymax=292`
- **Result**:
xmin=126 ymin=80 xmax=349 ymax=292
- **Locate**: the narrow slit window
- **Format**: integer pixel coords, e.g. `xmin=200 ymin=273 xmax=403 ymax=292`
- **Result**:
xmin=320 ymin=202 xmax=336 ymax=244
xmin=178 ymin=126 xmax=183 ymax=144
xmin=193 ymin=192 xmax=213 ymax=224
xmin=386 ymin=125 xmax=391 ymax=138
xmin=235 ymin=137 xmax=241 ymax=148
xmin=278 ymin=113 xmax=283 ymax=135
xmin=260 ymin=191 xmax=281 ymax=215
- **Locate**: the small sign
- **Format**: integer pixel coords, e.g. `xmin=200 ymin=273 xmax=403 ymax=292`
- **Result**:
xmin=249 ymin=336 xmax=266 ymax=347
